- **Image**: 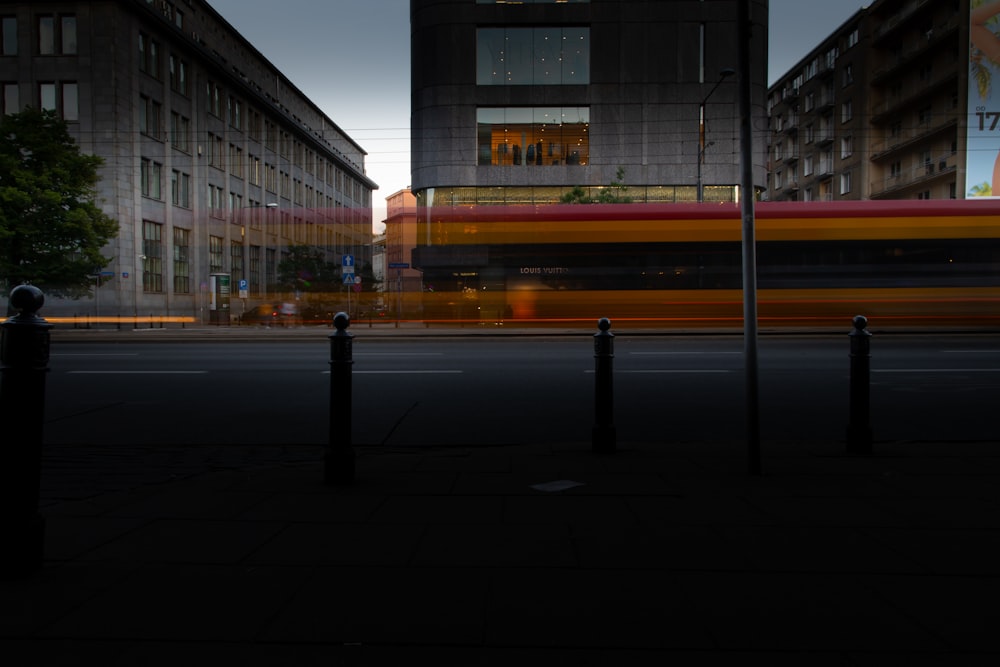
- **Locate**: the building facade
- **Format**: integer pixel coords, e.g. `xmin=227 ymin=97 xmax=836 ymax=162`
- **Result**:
xmin=410 ymin=0 xmax=769 ymax=209
xmin=0 ymin=0 xmax=375 ymax=323
xmin=766 ymin=0 xmax=965 ymax=201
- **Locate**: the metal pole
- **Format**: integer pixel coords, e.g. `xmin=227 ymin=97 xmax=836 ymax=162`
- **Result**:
xmin=738 ymin=0 xmax=761 ymax=475
xmin=592 ymin=317 xmax=616 ymax=453
xmin=326 ymin=312 xmax=355 ymax=484
xmin=0 ymin=285 xmax=53 ymax=576
xmin=847 ymin=315 xmax=873 ymax=455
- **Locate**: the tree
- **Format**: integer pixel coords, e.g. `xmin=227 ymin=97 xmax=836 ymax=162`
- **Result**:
xmin=560 ymin=166 xmax=633 ymax=204
xmin=0 ymin=107 xmax=118 ymax=298
xmin=277 ymin=244 xmax=340 ymax=295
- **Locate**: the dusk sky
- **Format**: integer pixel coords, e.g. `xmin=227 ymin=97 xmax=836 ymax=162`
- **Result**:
xmin=206 ymin=1 xmax=869 ymax=230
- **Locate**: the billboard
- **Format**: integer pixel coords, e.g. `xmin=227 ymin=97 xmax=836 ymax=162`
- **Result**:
xmin=969 ymin=0 xmax=1000 ymax=197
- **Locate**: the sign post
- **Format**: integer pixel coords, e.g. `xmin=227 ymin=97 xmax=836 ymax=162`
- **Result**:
xmin=342 ymin=255 xmax=355 ymax=319
xmin=388 ymin=262 xmax=409 ymax=328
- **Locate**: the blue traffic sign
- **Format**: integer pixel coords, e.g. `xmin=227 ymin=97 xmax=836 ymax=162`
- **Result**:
xmin=389 ymin=262 xmax=410 ymax=269
xmin=342 ymin=254 xmax=354 ymax=268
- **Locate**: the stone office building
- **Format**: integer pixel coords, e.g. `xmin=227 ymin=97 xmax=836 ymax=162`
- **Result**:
xmin=0 ymin=0 xmax=375 ymax=322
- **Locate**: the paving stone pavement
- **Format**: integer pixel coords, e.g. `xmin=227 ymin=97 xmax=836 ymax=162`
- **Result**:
xmin=2 ymin=438 xmax=999 ymax=664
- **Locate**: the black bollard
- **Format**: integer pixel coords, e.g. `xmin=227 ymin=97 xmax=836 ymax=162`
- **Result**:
xmin=846 ymin=314 xmax=873 ymax=455
xmin=326 ymin=312 xmax=355 ymax=484
xmin=0 ymin=285 xmax=53 ymax=576
xmin=592 ymin=317 xmax=616 ymax=453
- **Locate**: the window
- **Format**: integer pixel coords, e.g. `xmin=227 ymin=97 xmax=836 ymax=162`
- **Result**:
xmin=209 ymin=235 xmax=224 ymax=273
xmin=918 ymin=106 xmax=932 ymax=125
xmin=840 ymin=135 xmax=853 ymax=159
xmin=139 ymin=95 xmax=161 ymax=139
xmin=38 ymin=16 xmax=54 ymax=54
xmin=61 ymin=16 xmax=76 ymax=54
xmin=803 ymin=154 xmax=813 ymax=176
xmin=138 ymin=32 xmax=160 ymax=78
xmin=61 ymin=82 xmax=78 ymax=120
xmin=171 ymin=169 xmax=190 ymax=207
xmin=841 ymin=99 xmax=852 ymax=123
xmin=229 ymin=144 xmax=243 ymax=177
xmin=2 ymin=16 xmax=16 ymax=56
xmin=170 ymin=112 xmax=190 ymax=152
xmin=38 ymin=82 xmax=76 ymax=120
xmin=206 ymin=80 xmax=222 ymax=117
xmin=207 ymin=184 xmax=224 ymax=216
xmin=141 ymin=158 xmax=163 ymax=199
xmin=229 ymin=97 xmax=242 ymax=130
xmin=2 ymin=82 xmax=18 ymax=114
xmin=840 ymin=172 xmax=851 ymax=195
xmin=476 ymin=107 xmax=590 ymax=166
xmin=39 ymin=82 xmax=56 ymax=110
xmin=231 ymin=241 xmax=244 ymax=287
xmin=169 ymin=55 xmax=188 ymax=95
xmin=173 ymin=227 xmax=190 ymax=293
xmin=774 ymin=170 xmax=783 ymax=189
xmin=847 ymin=28 xmax=859 ymax=49
xmin=249 ymin=155 xmax=261 ymax=185
xmin=890 ymin=161 xmax=901 ymax=178
xmin=249 ymin=245 xmax=261 ymax=294
xmin=477 ymin=27 xmax=590 ymax=85
xmin=266 ymin=248 xmax=276 ymax=287
xmin=207 ymin=132 xmax=225 ymax=169
xmin=142 ymin=221 xmax=163 ymax=293
xmin=843 ymin=64 xmax=853 ymax=87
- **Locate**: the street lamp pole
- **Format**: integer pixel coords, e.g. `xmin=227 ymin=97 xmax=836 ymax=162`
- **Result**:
xmin=697 ymin=68 xmax=736 ymax=203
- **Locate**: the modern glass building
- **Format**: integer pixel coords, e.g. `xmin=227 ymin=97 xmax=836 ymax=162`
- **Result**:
xmin=411 ymin=0 xmax=769 ymax=209
xmin=408 ymin=0 xmax=769 ymax=323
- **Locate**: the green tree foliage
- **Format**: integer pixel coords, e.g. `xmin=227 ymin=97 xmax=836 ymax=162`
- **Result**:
xmin=0 ymin=107 xmax=118 ymax=297
xmin=560 ymin=166 xmax=633 ymax=204
xmin=277 ymin=244 xmax=340 ymax=293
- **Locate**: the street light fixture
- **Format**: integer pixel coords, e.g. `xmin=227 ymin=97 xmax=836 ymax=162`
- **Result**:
xmin=697 ymin=67 xmax=736 ymax=203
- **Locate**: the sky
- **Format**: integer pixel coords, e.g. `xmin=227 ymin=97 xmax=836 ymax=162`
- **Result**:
xmin=206 ymin=0 xmax=869 ymax=232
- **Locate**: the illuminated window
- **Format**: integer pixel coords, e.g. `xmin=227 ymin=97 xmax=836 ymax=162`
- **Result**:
xmin=477 ymin=107 xmax=589 ymax=166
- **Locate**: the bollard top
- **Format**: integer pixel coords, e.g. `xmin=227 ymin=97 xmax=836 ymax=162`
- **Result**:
xmin=597 ymin=317 xmax=611 ymax=333
xmin=849 ymin=314 xmax=871 ymax=337
xmin=333 ymin=311 xmax=350 ymax=332
xmin=9 ymin=284 xmax=44 ymax=316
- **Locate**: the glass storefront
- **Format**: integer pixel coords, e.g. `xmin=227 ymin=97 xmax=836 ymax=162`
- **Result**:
xmin=477 ymin=107 xmax=589 ymax=167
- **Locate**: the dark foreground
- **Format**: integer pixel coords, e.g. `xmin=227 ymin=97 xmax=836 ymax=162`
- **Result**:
xmin=2 ymin=438 xmax=998 ymax=663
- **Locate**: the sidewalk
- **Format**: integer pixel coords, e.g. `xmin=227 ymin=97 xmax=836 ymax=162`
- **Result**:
xmin=3 ymin=438 xmax=999 ymax=663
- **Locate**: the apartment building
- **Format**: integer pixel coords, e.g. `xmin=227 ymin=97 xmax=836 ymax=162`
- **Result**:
xmin=0 ymin=0 xmax=376 ymax=322
xmin=767 ymin=0 xmax=965 ymax=201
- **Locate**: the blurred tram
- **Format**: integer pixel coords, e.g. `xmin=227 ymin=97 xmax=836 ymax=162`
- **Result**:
xmin=409 ymin=200 xmax=1000 ymax=328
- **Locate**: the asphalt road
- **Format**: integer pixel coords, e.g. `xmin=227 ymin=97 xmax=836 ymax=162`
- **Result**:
xmin=41 ymin=334 xmax=1000 ymax=447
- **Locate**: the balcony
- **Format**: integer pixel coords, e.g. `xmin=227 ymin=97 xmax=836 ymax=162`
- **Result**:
xmin=869 ymin=117 xmax=957 ymax=161
xmin=870 ymin=71 xmax=959 ymax=123
xmin=870 ymin=154 xmax=957 ymax=198
xmin=872 ymin=0 xmax=937 ymax=43
xmin=870 ymin=16 xmax=959 ymax=84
